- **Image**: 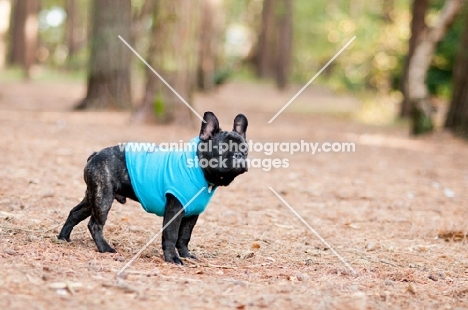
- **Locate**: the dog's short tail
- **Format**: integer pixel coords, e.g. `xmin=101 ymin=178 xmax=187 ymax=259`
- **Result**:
xmin=87 ymin=152 xmax=98 ymax=162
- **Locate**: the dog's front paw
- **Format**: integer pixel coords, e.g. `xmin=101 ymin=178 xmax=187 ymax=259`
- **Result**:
xmin=97 ymin=243 xmax=116 ymax=253
xmin=185 ymin=254 xmax=199 ymax=261
xmin=57 ymin=234 xmax=71 ymax=242
xmin=164 ymin=252 xmax=183 ymax=265
xmin=178 ymin=249 xmax=198 ymax=261
xmin=103 ymin=247 xmax=117 ymax=253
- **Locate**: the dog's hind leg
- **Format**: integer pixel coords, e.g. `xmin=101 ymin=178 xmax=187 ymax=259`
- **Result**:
xmin=57 ymin=197 xmax=91 ymax=242
xmin=87 ymin=184 xmax=116 ymax=253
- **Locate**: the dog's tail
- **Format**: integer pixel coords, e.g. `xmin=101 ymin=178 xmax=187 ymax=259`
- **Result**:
xmin=87 ymin=152 xmax=98 ymax=162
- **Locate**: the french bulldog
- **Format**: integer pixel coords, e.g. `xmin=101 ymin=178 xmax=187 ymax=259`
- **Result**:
xmin=58 ymin=112 xmax=248 ymax=264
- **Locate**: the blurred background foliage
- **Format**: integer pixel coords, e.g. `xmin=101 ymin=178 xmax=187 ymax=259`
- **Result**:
xmin=6 ymin=0 xmax=465 ymax=96
xmin=2 ymin=0 xmax=468 ymax=135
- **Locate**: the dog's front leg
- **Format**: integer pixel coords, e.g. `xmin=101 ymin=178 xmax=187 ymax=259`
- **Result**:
xmin=162 ymin=194 xmax=184 ymax=265
xmin=177 ymin=215 xmax=199 ymax=260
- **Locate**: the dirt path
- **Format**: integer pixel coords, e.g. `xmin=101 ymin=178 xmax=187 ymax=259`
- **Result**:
xmin=0 ymin=81 xmax=467 ymax=309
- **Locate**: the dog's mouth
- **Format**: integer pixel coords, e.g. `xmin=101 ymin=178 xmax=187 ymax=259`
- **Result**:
xmin=203 ymin=164 xmax=247 ymax=187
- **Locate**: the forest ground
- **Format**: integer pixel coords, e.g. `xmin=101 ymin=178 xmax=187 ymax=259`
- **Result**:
xmin=0 ymin=81 xmax=467 ymax=309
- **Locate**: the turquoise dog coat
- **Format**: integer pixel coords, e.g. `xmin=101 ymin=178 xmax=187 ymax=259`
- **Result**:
xmin=125 ymin=138 xmax=215 ymax=217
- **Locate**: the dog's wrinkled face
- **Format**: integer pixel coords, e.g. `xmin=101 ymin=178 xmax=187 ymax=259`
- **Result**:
xmin=197 ymin=112 xmax=248 ymax=187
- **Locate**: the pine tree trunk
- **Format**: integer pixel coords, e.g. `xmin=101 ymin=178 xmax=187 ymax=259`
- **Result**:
xmin=65 ymin=0 xmax=77 ymax=59
xmin=276 ymin=0 xmax=292 ymax=89
xmin=76 ymin=0 xmax=132 ymax=110
xmin=131 ymin=0 xmax=154 ymax=45
xmin=408 ymin=0 xmax=462 ymax=135
xmin=257 ymin=0 xmax=277 ymax=78
xmin=400 ymin=0 xmax=429 ymax=118
xmin=445 ymin=9 xmax=468 ymax=138
xmin=256 ymin=0 xmax=292 ymax=89
xmin=133 ymin=0 xmax=200 ymax=125
xmin=9 ymin=0 xmax=38 ymax=78
xmin=0 ymin=0 xmax=11 ymax=69
xmin=197 ymin=0 xmax=222 ymax=92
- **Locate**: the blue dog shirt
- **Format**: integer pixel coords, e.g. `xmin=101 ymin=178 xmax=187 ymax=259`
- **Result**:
xmin=124 ymin=138 xmax=215 ymax=217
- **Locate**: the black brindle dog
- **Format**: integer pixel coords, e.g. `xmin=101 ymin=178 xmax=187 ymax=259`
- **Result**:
xmin=58 ymin=112 xmax=248 ymax=264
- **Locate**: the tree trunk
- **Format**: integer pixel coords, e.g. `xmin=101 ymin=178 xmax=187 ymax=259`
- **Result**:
xmin=197 ymin=0 xmax=222 ymax=92
xmin=407 ymin=0 xmax=462 ymax=135
xmin=0 ymin=0 xmax=12 ymax=69
xmin=399 ymin=0 xmax=429 ymax=118
xmin=133 ymin=0 xmax=200 ymax=125
xmin=9 ymin=0 xmax=39 ymax=78
xmin=76 ymin=0 xmax=132 ymax=110
xmin=65 ymin=0 xmax=77 ymax=59
xmin=256 ymin=0 xmax=292 ymax=89
xmin=257 ymin=0 xmax=277 ymax=78
xmin=276 ymin=0 xmax=292 ymax=89
xmin=445 ymin=8 xmax=468 ymax=138
xmin=131 ymin=0 xmax=154 ymax=45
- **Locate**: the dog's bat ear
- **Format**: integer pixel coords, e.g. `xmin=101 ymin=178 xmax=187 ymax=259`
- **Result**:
xmin=199 ymin=112 xmax=220 ymax=141
xmin=233 ymin=114 xmax=248 ymax=139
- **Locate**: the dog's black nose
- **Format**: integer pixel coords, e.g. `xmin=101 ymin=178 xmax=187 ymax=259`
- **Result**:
xmin=233 ymin=152 xmax=243 ymax=160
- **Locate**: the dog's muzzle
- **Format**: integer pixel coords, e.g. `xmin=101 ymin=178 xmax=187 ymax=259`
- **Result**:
xmin=233 ymin=152 xmax=248 ymax=172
